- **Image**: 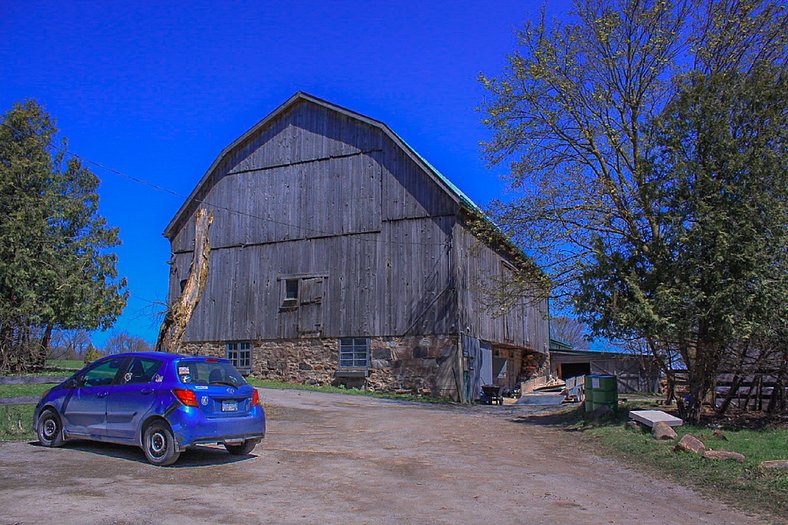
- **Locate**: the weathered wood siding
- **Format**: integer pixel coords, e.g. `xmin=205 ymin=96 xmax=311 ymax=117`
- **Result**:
xmin=453 ymin=221 xmax=549 ymax=353
xmin=169 ymin=100 xmax=458 ymax=341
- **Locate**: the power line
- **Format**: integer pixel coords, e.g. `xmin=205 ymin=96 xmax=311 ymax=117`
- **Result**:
xmin=0 ymin=120 xmax=453 ymax=249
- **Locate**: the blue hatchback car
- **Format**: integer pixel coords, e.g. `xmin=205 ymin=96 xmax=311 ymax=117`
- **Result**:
xmin=33 ymin=352 xmax=266 ymax=466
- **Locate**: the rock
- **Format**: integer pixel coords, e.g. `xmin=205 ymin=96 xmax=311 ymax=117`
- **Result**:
xmin=674 ymin=434 xmax=705 ymax=454
xmin=712 ymin=429 xmax=728 ymax=441
xmin=298 ymin=362 xmax=313 ymax=370
xmin=759 ymin=460 xmax=788 ymax=471
xmin=625 ymin=420 xmax=642 ymax=431
xmin=413 ymin=346 xmax=429 ymax=358
xmin=371 ymin=348 xmax=392 ymax=360
xmin=652 ymin=421 xmax=678 ymax=440
xmin=703 ymin=450 xmax=745 ymax=462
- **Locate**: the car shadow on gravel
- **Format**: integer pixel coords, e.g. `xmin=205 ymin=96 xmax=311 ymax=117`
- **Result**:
xmin=28 ymin=441 xmax=257 ymax=467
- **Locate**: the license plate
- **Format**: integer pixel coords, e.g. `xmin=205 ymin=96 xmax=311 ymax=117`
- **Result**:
xmin=222 ymin=400 xmax=238 ymax=412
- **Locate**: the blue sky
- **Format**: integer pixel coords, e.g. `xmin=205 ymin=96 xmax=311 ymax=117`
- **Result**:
xmin=1 ymin=1 xmax=574 ymax=347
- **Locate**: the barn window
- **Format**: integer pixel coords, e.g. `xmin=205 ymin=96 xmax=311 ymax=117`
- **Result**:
xmin=338 ymin=338 xmax=369 ymax=369
xmin=226 ymin=342 xmax=252 ymax=373
xmin=282 ymin=279 xmax=299 ymax=307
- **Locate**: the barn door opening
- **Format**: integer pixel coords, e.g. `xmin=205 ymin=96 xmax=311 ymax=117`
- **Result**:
xmin=480 ymin=342 xmax=493 ymax=387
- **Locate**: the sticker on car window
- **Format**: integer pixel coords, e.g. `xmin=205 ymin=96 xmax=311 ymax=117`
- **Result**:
xmin=182 ymin=375 xmax=191 ymax=383
xmin=178 ymin=366 xmax=190 ymax=375
xmin=123 ymin=372 xmax=132 ymax=383
xmin=154 ymin=374 xmax=163 ymax=383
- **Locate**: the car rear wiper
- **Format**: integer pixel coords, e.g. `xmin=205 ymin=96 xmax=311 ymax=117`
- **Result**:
xmin=209 ymin=380 xmax=239 ymax=387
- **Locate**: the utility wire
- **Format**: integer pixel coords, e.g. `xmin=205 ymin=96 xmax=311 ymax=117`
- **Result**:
xmin=0 ymin=120 xmax=453 ymax=249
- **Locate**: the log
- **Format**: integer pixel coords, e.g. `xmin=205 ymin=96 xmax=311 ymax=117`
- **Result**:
xmin=156 ymin=208 xmax=213 ymax=353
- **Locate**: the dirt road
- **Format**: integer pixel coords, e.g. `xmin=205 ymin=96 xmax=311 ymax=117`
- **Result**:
xmin=0 ymin=389 xmax=770 ymax=524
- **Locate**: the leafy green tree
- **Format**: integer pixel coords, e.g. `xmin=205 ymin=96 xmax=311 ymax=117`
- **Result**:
xmin=580 ymin=66 xmax=787 ymax=420
xmin=480 ymin=0 xmax=786 ymax=421
xmin=0 ymin=100 xmax=127 ymax=372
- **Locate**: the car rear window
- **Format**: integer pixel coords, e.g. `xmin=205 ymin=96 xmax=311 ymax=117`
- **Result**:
xmin=176 ymin=360 xmax=247 ymax=387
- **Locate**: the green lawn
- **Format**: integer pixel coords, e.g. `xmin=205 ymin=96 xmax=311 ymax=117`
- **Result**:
xmin=569 ymin=404 xmax=788 ymax=519
xmin=248 ymin=378 xmax=454 ymax=404
xmin=0 ymin=405 xmax=36 ymax=441
xmin=0 ymin=383 xmax=52 ymax=398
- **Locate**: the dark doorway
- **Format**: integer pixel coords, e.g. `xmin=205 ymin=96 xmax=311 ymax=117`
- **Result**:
xmin=559 ymin=362 xmax=590 ymax=380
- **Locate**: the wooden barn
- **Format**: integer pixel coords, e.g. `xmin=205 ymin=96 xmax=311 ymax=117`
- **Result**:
xmin=163 ymin=93 xmax=549 ymax=401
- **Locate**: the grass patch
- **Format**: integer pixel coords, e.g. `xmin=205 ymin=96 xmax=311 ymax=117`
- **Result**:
xmin=0 ymin=383 xmax=52 ymax=398
xmin=248 ymin=378 xmax=454 ymax=404
xmin=568 ymin=402 xmax=787 ymax=519
xmin=1 ymin=370 xmax=72 ymax=378
xmin=0 ymin=404 xmax=35 ymax=442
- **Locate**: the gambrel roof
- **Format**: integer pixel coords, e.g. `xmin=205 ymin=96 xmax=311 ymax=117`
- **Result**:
xmin=163 ymin=92 xmax=482 ymax=239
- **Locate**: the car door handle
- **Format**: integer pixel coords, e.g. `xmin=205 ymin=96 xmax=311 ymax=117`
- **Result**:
xmin=97 ymin=391 xmax=109 ymax=398
xmin=140 ymin=387 xmax=153 ymax=395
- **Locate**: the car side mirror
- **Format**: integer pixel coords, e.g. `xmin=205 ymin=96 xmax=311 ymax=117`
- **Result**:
xmin=63 ymin=378 xmax=78 ymax=389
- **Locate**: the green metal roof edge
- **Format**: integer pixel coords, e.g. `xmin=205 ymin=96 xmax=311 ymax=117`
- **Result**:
xmin=387 ymin=128 xmax=484 ymax=215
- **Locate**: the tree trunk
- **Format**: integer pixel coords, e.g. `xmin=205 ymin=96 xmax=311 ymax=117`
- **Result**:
xmin=717 ymin=374 xmax=741 ymax=416
xmin=33 ymin=324 xmax=53 ymax=370
xmin=156 ymin=208 xmax=213 ymax=353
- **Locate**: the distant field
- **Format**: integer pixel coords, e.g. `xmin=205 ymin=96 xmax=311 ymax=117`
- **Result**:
xmin=46 ymin=359 xmax=83 ymax=370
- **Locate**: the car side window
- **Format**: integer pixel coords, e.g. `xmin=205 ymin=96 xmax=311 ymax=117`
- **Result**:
xmin=80 ymin=358 xmax=125 ymax=387
xmin=122 ymin=358 xmax=162 ymax=384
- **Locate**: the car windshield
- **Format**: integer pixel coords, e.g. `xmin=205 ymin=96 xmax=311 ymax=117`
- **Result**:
xmin=176 ymin=360 xmax=247 ymax=387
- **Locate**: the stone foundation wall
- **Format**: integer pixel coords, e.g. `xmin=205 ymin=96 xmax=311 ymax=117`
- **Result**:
xmin=181 ymin=335 xmax=461 ymax=400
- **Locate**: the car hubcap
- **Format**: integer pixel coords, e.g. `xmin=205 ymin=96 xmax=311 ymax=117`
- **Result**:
xmin=43 ymin=418 xmax=56 ymax=439
xmin=150 ymin=432 xmax=166 ymax=457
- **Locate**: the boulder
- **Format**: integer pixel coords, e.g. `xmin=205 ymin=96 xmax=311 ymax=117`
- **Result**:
xmin=703 ymin=450 xmax=745 ymax=462
xmin=759 ymin=460 xmax=788 ymax=471
xmin=652 ymin=421 xmax=678 ymax=440
xmin=674 ymin=434 xmax=705 ymax=454
xmin=625 ymin=420 xmax=642 ymax=431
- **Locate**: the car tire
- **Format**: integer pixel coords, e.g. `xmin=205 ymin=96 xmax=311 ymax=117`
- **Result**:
xmin=37 ymin=409 xmax=64 ymax=447
xmin=143 ymin=421 xmax=180 ymax=466
xmin=224 ymin=439 xmax=257 ymax=455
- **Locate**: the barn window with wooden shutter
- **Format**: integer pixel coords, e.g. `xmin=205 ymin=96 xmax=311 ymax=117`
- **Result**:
xmin=338 ymin=338 xmax=369 ymax=370
xmin=282 ymin=279 xmax=299 ymax=307
xmin=226 ymin=342 xmax=252 ymax=373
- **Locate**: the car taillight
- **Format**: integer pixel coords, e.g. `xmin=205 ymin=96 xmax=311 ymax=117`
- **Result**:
xmin=251 ymin=389 xmax=260 ymax=406
xmin=172 ymin=388 xmax=199 ymax=407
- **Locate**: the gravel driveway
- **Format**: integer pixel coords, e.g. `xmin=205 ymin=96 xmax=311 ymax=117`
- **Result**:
xmin=0 ymin=388 xmax=771 ymax=524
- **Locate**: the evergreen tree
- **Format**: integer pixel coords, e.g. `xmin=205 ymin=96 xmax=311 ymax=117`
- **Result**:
xmin=0 ymin=100 xmax=127 ymax=372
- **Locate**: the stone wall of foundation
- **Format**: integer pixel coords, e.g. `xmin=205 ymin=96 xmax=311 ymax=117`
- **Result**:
xmin=181 ymin=335 xmax=461 ymax=400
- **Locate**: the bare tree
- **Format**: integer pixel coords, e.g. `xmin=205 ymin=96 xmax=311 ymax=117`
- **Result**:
xmin=550 ymin=317 xmax=589 ymax=349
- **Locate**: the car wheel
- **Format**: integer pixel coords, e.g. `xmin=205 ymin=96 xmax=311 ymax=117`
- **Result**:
xmin=224 ymin=439 xmax=257 ymax=455
xmin=143 ymin=421 xmax=180 ymax=466
xmin=37 ymin=409 xmax=63 ymax=447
